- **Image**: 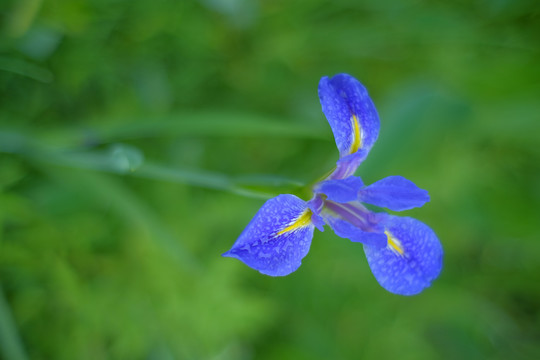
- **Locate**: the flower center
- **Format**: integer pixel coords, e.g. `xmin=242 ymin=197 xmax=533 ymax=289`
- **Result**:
xmin=323 ymin=200 xmax=380 ymax=233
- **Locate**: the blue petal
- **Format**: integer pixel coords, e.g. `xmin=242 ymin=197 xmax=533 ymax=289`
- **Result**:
xmin=325 ymin=216 xmax=386 ymax=248
xmin=318 ymin=74 xmax=380 ymax=159
xmin=359 ymin=176 xmax=430 ymax=211
xmin=317 ymin=176 xmax=364 ymax=203
xmin=307 ymin=196 xmax=326 ymax=232
xmin=325 ymin=149 xmax=369 ymax=180
xmin=363 ymin=215 xmax=443 ymax=295
xmin=223 ymin=194 xmax=314 ymax=276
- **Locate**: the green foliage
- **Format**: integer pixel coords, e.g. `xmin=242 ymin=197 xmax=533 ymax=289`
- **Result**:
xmin=1 ymin=0 xmax=539 ymax=359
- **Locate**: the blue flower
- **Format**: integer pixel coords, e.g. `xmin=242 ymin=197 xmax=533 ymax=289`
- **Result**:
xmin=223 ymin=73 xmax=443 ymax=295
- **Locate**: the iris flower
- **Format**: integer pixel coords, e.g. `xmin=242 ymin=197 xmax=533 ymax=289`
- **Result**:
xmin=223 ymin=73 xmax=443 ymax=295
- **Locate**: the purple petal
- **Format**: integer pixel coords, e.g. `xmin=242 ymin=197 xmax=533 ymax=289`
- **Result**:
xmin=318 ymin=74 xmax=380 ymax=159
xmin=325 ymin=216 xmax=386 ymax=248
xmin=359 ymin=176 xmax=430 ymax=211
xmin=363 ymin=215 xmax=443 ymax=295
xmin=223 ymin=194 xmax=314 ymax=276
xmin=317 ymin=176 xmax=364 ymax=203
xmin=323 ymin=200 xmax=381 ymax=233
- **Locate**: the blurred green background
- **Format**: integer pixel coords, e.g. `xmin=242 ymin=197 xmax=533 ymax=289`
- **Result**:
xmin=1 ymin=0 xmax=539 ymax=359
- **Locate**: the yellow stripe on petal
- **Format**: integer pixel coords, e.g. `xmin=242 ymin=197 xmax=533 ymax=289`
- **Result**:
xmin=385 ymin=230 xmax=405 ymax=256
xmin=276 ymin=209 xmax=312 ymax=236
xmin=349 ymin=114 xmax=362 ymax=154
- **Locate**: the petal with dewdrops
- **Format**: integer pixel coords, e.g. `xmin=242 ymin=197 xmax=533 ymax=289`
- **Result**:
xmin=363 ymin=215 xmax=443 ymax=295
xmin=318 ymin=73 xmax=380 ymax=159
xmin=223 ymin=194 xmax=315 ymax=276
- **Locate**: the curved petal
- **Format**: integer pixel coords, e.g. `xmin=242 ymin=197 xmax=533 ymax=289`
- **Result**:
xmin=317 ymin=176 xmax=364 ymax=203
xmin=359 ymin=176 xmax=430 ymax=211
xmin=307 ymin=195 xmax=326 ymax=232
xmin=318 ymin=74 xmax=380 ymax=160
xmin=330 ymin=149 xmax=368 ymax=180
xmin=325 ymin=216 xmax=386 ymax=248
xmin=363 ymin=215 xmax=443 ymax=295
xmin=223 ymin=194 xmax=314 ymax=276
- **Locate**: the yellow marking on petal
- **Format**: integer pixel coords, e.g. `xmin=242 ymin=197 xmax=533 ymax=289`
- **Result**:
xmin=385 ymin=230 xmax=404 ymax=256
xmin=276 ymin=209 xmax=312 ymax=236
xmin=349 ymin=114 xmax=362 ymax=154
